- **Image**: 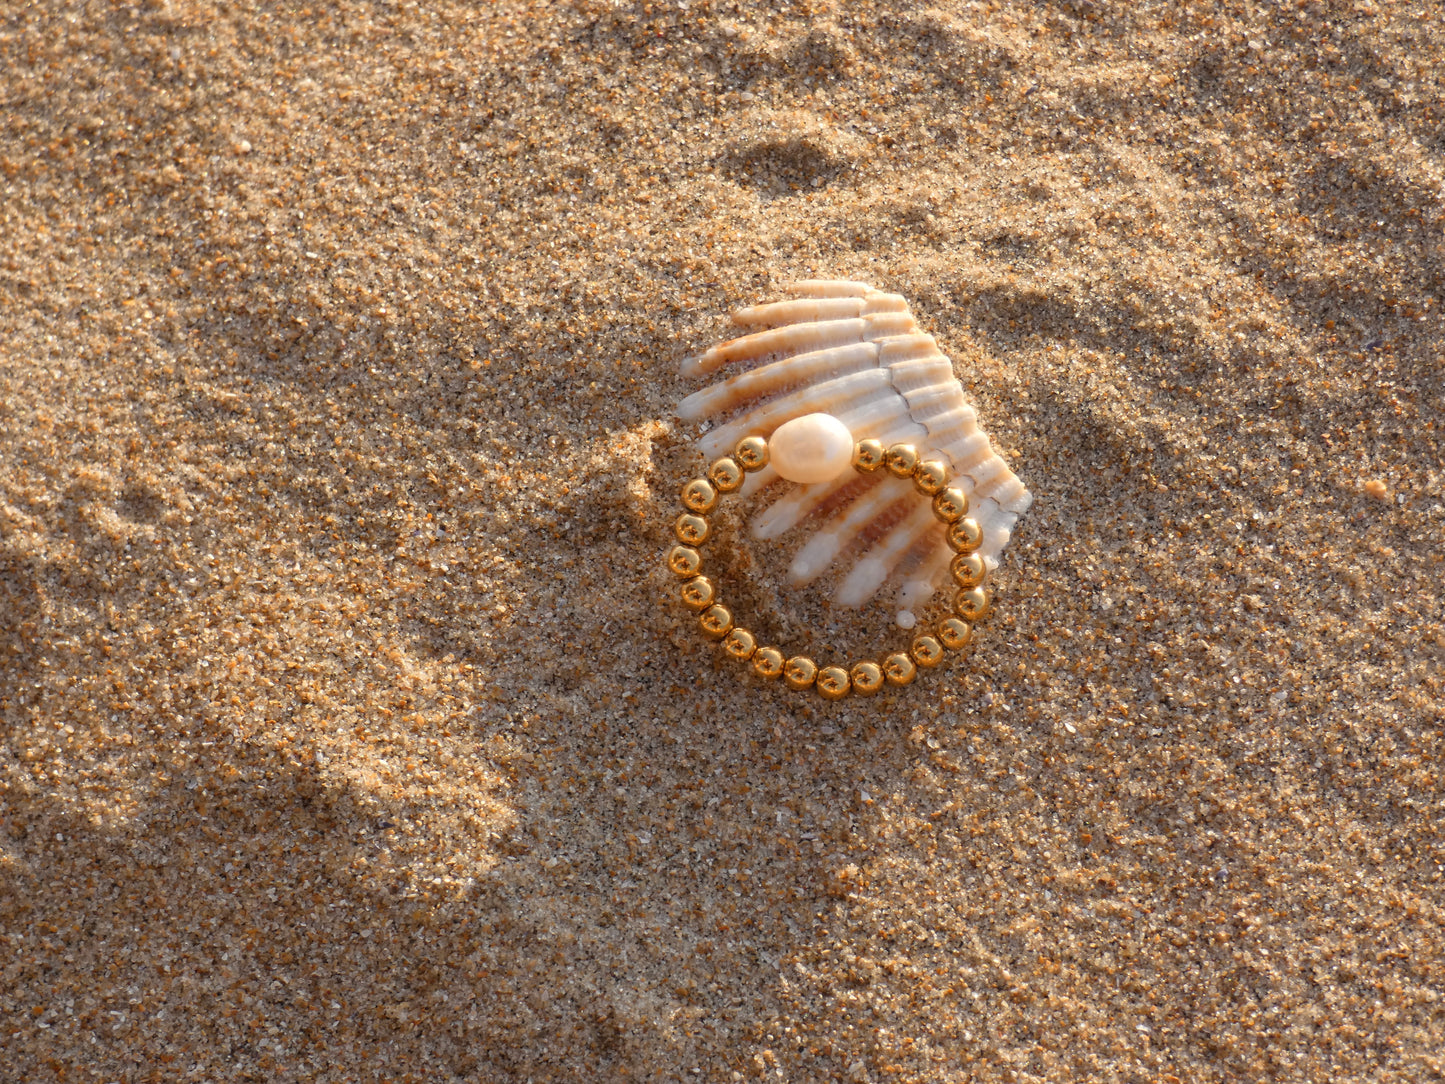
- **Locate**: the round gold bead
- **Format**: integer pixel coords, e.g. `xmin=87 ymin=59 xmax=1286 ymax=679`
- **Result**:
xmin=752 ymin=646 xmax=785 ymax=679
xmin=913 ymin=459 xmax=949 ymax=496
xmin=699 ymin=604 xmax=733 ymax=640
xmin=681 ymin=478 xmax=718 ymax=515
xmin=938 ymin=617 xmax=973 ymax=651
xmin=734 ymin=435 xmax=770 ymax=472
xmin=853 ymin=438 xmax=886 ymax=473
xmin=783 ymin=655 xmax=818 ymax=690
xmin=954 ymin=585 xmax=992 ymax=622
xmin=882 ymin=652 xmax=917 ymax=686
xmin=675 ymin=513 xmax=710 ymax=546
xmin=885 ymin=443 xmax=919 ymax=478
xmin=946 ymin=516 xmax=984 ymax=553
xmin=816 ymin=665 xmax=851 ymax=700
xmin=949 ymin=551 xmax=988 ymax=589
xmin=679 ymin=576 xmax=716 ymax=611
xmin=722 ymin=627 xmax=757 ymax=660
xmin=931 ymin=487 xmax=969 ymax=524
xmin=708 ymin=456 xmax=744 ymax=493
xmin=911 ymin=635 xmax=944 ymax=669
xmin=850 ymin=661 xmax=884 ymax=696
xmin=666 ymin=545 xmax=702 ymax=578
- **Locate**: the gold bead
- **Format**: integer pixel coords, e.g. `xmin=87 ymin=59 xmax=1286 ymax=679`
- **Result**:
xmin=882 ymin=652 xmax=916 ymax=686
xmin=708 ymin=456 xmax=744 ymax=493
xmin=679 ymin=576 xmax=716 ymax=611
xmin=816 ymin=665 xmax=851 ymax=700
xmin=938 ymin=617 xmax=973 ymax=651
xmin=734 ymin=435 xmax=769 ymax=472
xmin=853 ymin=438 xmax=886 ymax=472
xmin=850 ymin=661 xmax=884 ymax=696
xmin=911 ymin=635 xmax=944 ymax=669
xmin=931 ymin=487 xmax=968 ymax=524
xmin=752 ymin=646 xmax=785 ymax=679
xmin=885 ymin=443 xmax=919 ymax=477
xmin=913 ymin=459 xmax=949 ymax=495
xmin=675 ymin=513 xmax=710 ymax=546
xmin=666 ymin=545 xmax=702 ymax=578
xmin=699 ymin=604 xmax=733 ymax=640
xmin=783 ymin=655 xmax=818 ymax=690
xmin=680 ymin=478 xmax=718 ymax=515
xmin=949 ymin=551 xmax=987 ymax=589
xmin=946 ymin=516 xmax=983 ymax=553
xmin=722 ymin=627 xmax=757 ymax=660
xmin=954 ymin=585 xmax=992 ymax=622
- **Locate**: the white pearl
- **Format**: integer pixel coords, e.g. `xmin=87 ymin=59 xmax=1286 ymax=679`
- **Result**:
xmin=769 ymin=413 xmax=854 ymax=484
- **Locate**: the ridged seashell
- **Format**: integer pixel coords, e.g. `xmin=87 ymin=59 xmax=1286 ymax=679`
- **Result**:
xmin=678 ymin=280 xmax=1032 ymax=616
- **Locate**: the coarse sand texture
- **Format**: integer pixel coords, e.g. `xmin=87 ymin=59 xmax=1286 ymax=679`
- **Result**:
xmin=2 ymin=2 xmax=1443 ymax=1082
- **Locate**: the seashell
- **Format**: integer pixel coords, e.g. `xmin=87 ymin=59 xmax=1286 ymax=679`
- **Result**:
xmin=678 ymin=280 xmax=1032 ymax=618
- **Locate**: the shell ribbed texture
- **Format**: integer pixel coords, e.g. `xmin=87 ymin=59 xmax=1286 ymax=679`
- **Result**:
xmin=679 ymin=281 xmax=1033 ymax=610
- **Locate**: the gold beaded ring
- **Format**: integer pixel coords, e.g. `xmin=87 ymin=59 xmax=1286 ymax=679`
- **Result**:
xmin=666 ymin=427 xmax=995 ymax=701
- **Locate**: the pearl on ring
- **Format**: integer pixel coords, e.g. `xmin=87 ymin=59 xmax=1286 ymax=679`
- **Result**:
xmin=768 ymin=413 xmax=855 ymax=485
xmin=666 ymin=414 xmax=1001 ymax=700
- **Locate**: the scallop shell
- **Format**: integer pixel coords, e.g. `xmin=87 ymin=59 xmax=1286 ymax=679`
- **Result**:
xmin=678 ymin=280 xmax=1032 ymax=614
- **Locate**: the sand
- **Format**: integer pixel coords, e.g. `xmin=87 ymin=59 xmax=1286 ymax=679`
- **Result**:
xmin=2 ymin=0 xmax=1443 ymax=1080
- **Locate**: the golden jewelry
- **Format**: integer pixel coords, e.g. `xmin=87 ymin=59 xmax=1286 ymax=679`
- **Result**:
xmin=680 ymin=478 xmax=718 ymax=515
xmin=667 ymin=545 xmax=702 ymax=578
xmin=946 ymin=516 xmax=983 ymax=553
xmin=666 ymin=431 xmax=997 ymax=700
xmin=752 ymin=646 xmax=785 ymax=679
xmin=850 ymin=661 xmax=884 ymax=696
xmin=708 ymin=456 xmax=744 ymax=493
xmin=816 ymin=665 xmax=851 ymax=700
xmin=882 ymin=652 xmax=917 ymax=686
xmin=937 ymin=617 xmax=973 ymax=651
xmin=852 ymin=438 xmax=886 ymax=472
xmin=699 ymin=603 xmax=733 ymax=639
xmin=675 ymin=513 xmax=710 ymax=546
xmin=679 ymin=576 xmax=716 ymax=611
xmin=884 ymin=443 xmax=919 ymax=478
xmin=954 ymin=585 xmax=992 ymax=622
xmin=910 ymin=635 xmax=944 ymax=668
xmin=783 ymin=655 xmax=819 ymax=690
xmin=734 ymin=435 xmax=769 ymax=472
xmin=913 ymin=459 xmax=949 ymax=496
xmin=931 ymin=488 xmax=968 ymax=524
xmin=722 ymin=627 xmax=757 ymax=660
xmin=949 ymin=551 xmax=987 ymax=589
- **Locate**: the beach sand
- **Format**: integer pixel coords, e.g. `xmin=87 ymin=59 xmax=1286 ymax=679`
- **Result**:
xmin=2 ymin=1 xmax=1443 ymax=1080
